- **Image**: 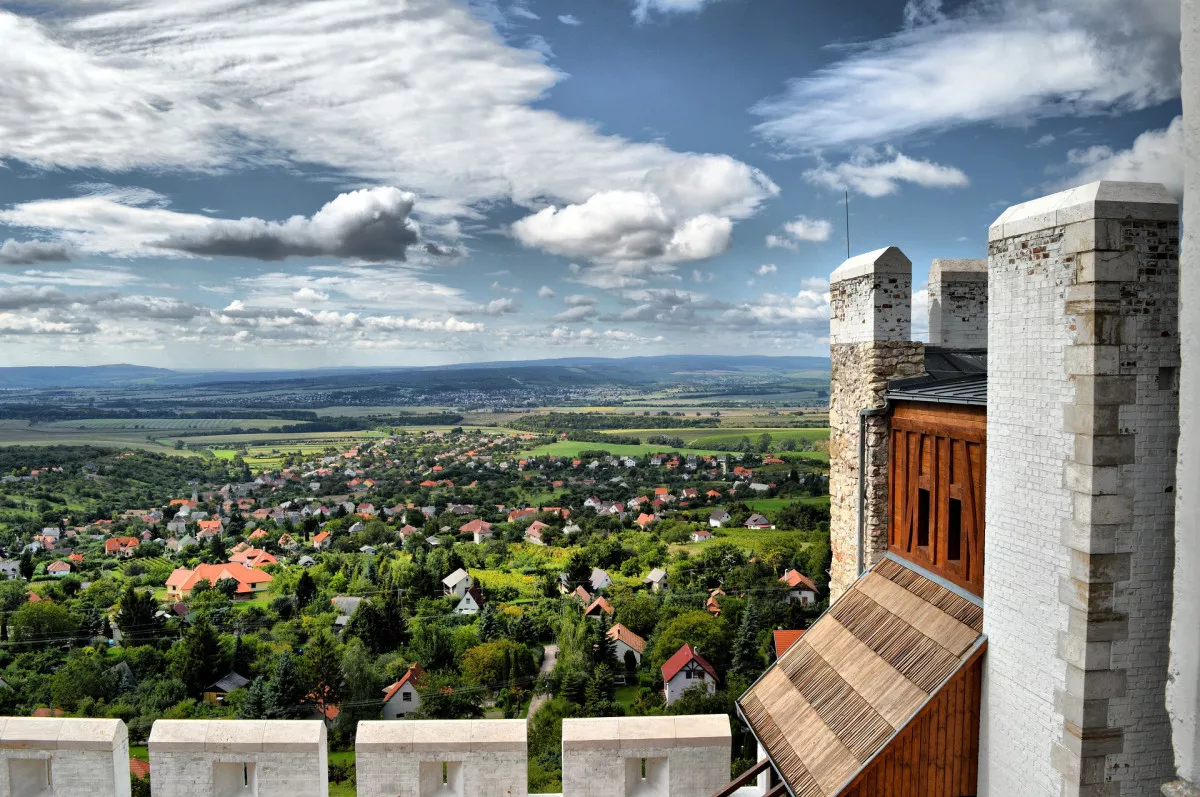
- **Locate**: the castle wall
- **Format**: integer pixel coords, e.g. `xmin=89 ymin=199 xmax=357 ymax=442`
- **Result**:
xmin=560 ymin=715 xmax=731 ymax=797
xmin=356 ymin=720 xmax=527 ymax=797
xmin=149 ymin=719 xmax=328 ymax=797
xmin=0 ymin=718 xmax=130 ymax=797
xmin=980 ymin=182 xmax=1179 ymax=797
xmin=828 ymin=247 xmax=924 ymax=599
xmin=927 ymin=258 xmax=988 ymax=349
xmin=1166 ymin=1 xmax=1200 ymax=792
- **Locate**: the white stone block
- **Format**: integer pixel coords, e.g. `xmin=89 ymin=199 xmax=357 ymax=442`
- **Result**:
xmin=561 ymin=715 xmax=730 ymax=797
xmin=149 ymin=720 xmax=327 ymax=797
xmin=355 ymin=720 xmax=526 ymax=797
xmin=0 ymin=718 xmax=130 ymax=797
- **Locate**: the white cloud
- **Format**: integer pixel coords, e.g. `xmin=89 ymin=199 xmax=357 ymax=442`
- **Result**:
xmin=473 ymin=297 xmax=520 ymax=315
xmin=632 ymin=0 xmax=723 ymax=22
xmin=490 ymin=281 xmax=521 ymax=294
xmin=1029 ymin=133 xmax=1057 ymax=149
xmin=0 ymin=239 xmax=71 ymax=266
xmin=1057 ymin=116 xmax=1183 ymax=198
xmin=553 ymin=305 xmax=598 ymax=322
xmin=753 ymin=264 xmax=777 ymax=277
xmin=537 ymin=285 xmax=556 ymax=298
xmin=563 ymin=294 xmax=598 ymax=306
xmin=0 ymin=186 xmax=428 ymax=261
xmin=512 ymin=190 xmax=733 ymax=268
xmin=805 ymin=149 xmax=968 ymax=198
xmin=752 ymin=0 xmax=1181 ymax=150
xmin=0 ymin=2 xmax=772 ymax=235
xmin=765 ymin=216 xmax=833 ymax=249
xmin=558 ymin=14 xmax=582 ymax=25
xmin=292 ymin=287 xmax=329 ymax=304
xmin=510 ymin=4 xmax=540 ymax=20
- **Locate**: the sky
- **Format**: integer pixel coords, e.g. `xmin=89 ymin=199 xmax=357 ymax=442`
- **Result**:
xmin=0 ymin=0 xmax=1185 ymax=369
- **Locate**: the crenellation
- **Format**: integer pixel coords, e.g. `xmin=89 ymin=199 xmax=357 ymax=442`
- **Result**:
xmin=0 ymin=718 xmax=130 ymax=797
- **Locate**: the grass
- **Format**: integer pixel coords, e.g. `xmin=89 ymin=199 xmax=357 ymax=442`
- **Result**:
xmin=41 ymin=418 xmax=273 ymax=432
xmin=526 ymin=441 xmax=725 ymax=458
xmin=615 ymin=685 xmax=639 ymax=710
xmin=743 ymin=496 xmax=830 ymax=513
xmin=0 ymin=420 xmax=201 ymax=454
xmin=130 ymin=745 xmax=148 ymax=762
xmin=162 ymin=430 xmax=385 ymax=446
xmin=683 ymin=427 xmax=829 ymax=450
xmin=678 ymin=528 xmax=817 ymax=555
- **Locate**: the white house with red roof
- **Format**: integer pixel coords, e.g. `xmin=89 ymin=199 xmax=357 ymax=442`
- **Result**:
xmin=105 ymin=537 xmax=140 ymax=558
xmin=229 ymin=548 xmax=278 ymax=568
xmin=779 ymin=569 xmax=818 ymax=606
xmin=606 ymin=623 xmax=646 ymax=668
xmin=661 ymin=643 xmax=717 ymax=705
xmin=381 ymin=663 xmax=425 ymax=719
xmin=459 ymin=519 xmax=493 ymax=544
xmin=312 ymin=531 xmax=331 ymax=549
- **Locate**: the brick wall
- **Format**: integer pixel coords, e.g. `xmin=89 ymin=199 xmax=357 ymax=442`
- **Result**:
xmin=981 ymin=182 xmax=1179 ymax=797
xmin=927 ymin=258 xmax=987 ymax=348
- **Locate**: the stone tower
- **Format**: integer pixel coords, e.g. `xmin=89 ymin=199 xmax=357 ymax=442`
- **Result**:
xmin=928 ymin=258 xmax=988 ymax=349
xmin=979 ymin=182 xmax=1179 ymax=796
xmin=827 ymin=246 xmax=924 ymax=599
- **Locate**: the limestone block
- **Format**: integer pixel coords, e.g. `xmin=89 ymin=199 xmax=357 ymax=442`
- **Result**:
xmin=561 ymin=715 xmax=730 ymax=797
xmin=927 ymin=258 xmax=987 ymax=348
xmin=149 ymin=720 xmax=326 ymax=797
xmin=355 ymin=720 xmax=526 ymax=797
xmin=0 ymin=718 xmax=130 ymax=797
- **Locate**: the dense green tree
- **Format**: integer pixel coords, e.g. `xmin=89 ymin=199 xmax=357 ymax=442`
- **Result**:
xmin=408 ymin=621 xmax=453 ymax=671
xmin=169 ymin=618 xmax=227 ymax=695
xmin=650 ymin=610 xmax=729 ymax=677
xmin=303 ymin=631 xmax=343 ymax=715
xmin=49 ymin=652 xmax=117 ymax=712
xmin=10 ymin=600 xmax=77 ymax=646
xmin=731 ymin=598 xmax=764 ymax=678
xmin=409 ymin=672 xmax=483 ymax=719
xmin=336 ymin=638 xmax=382 ymax=730
xmin=265 ymin=652 xmax=306 ymax=719
xmin=116 ymin=586 xmax=161 ymax=647
xmin=238 ymin=677 xmax=268 ymax=719
xmin=18 ymin=550 xmax=33 ymax=581
xmin=295 ymin=571 xmax=316 ymax=608
xmin=477 ymin=603 xmax=501 ymax=642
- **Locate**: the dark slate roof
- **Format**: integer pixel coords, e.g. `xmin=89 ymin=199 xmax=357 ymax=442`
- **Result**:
xmin=886 ymin=346 xmax=987 ymax=406
xmin=209 ymin=672 xmax=250 ymax=693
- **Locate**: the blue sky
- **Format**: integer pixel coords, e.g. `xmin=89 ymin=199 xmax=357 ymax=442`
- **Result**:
xmin=0 ymin=0 xmax=1184 ymax=368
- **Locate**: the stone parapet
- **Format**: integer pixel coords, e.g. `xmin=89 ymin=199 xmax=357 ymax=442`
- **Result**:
xmin=981 ymin=181 xmax=1179 ymax=797
xmin=560 ymin=715 xmax=731 ymax=797
xmin=149 ymin=719 xmax=327 ymax=797
xmin=356 ymin=719 xmax=527 ymax=797
xmin=0 ymin=718 xmax=130 ymax=797
xmin=927 ymin=258 xmax=987 ymax=348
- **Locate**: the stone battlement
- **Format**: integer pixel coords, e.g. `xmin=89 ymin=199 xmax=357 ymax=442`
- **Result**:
xmin=0 ymin=715 xmax=731 ymax=797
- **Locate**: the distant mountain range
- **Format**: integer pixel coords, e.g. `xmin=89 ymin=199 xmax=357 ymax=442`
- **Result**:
xmin=0 ymin=355 xmax=830 ymax=390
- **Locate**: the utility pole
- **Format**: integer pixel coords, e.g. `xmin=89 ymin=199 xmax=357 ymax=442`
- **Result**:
xmin=845 ymin=190 xmax=850 ymax=259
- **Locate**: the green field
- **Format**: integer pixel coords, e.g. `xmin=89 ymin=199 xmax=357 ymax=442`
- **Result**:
xmin=162 ymin=430 xmax=386 ymax=446
xmin=683 ymin=427 xmax=829 ymax=449
xmin=42 ymin=418 xmax=274 ymax=432
xmin=743 ymin=496 xmax=830 ymax=513
xmin=680 ymin=527 xmax=817 ymax=555
xmin=526 ymin=440 xmax=726 ymax=458
xmin=0 ymin=419 xmax=201 ymax=453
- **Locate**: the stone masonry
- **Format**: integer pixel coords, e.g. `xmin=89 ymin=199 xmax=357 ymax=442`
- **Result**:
xmin=149 ymin=719 xmax=328 ymax=797
xmin=356 ymin=720 xmax=527 ymax=797
xmin=1165 ymin=1 xmax=1200 ymax=793
xmin=560 ymin=715 xmax=731 ymax=797
xmin=828 ymin=247 xmax=924 ymax=599
xmin=979 ymin=182 xmax=1179 ymax=797
xmin=928 ymin=258 xmax=988 ymax=349
xmin=0 ymin=718 xmax=129 ymax=797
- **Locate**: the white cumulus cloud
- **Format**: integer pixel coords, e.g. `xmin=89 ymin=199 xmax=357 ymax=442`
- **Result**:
xmin=765 ymin=216 xmax=833 ymax=249
xmin=805 ymin=149 xmax=969 ymax=198
xmin=1057 ymin=116 xmax=1184 ymax=198
xmin=0 ymin=239 xmax=71 ymax=266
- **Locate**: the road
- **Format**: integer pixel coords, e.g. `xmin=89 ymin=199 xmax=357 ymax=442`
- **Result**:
xmin=526 ymin=644 xmax=558 ymax=720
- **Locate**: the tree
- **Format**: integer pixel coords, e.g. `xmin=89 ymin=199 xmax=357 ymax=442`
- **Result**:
xmin=408 ymin=621 xmax=454 ymax=671
xmin=409 ymin=672 xmax=483 ymax=719
xmin=209 ymin=536 xmax=227 ymax=562
xmin=116 ymin=586 xmax=160 ymax=647
xmin=50 ymin=652 xmax=117 ymax=712
xmin=295 ymin=571 xmax=316 ymax=608
xmin=18 ymin=550 xmax=33 ymax=581
xmin=337 ymin=638 xmax=382 ymax=729
xmin=239 ymin=677 xmax=268 ymax=719
xmin=564 ymin=552 xmax=590 ymax=592
xmin=169 ymin=617 xmax=227 ymax=695
xmin=611 ymin=591 xmax=659 ymax=638
xmin=650 ymin=610 xmax=729 ymax=677
xmin=731 ymin=597 xmax=763 ymax=678
xmin=594 ymin=614 xmax=616 ymax=670
xmin=303 ymin=631 xmax=343 ymax=718
xmin=10 ymin=600 xmax=77 ymax=646
xmin=461 ymin=640 xmax=535 ymax=688
xmin=265 ymin=652 xmax=307 ymax=718
xmin=477 ymin=603 xmax=502 ymax=642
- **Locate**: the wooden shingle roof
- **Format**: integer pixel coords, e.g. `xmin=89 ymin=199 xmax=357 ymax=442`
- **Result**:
xmin=738 ymin=556 xmax=985 ymax=797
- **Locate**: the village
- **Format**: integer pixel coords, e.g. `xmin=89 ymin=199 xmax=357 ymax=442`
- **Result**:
xmin=0 ymin=426 xmax=830 ymax=793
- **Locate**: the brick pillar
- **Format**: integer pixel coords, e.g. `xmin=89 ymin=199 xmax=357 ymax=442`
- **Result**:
xmin=1166 ymin=1 xmax=1200 ymax=793
xmin=980 ymin=182 xmax=1179 ymax=797
xmin=827 ymin=246 xmax=924 ymax=600
xmin=928 ymin=258 xmax=988 ymax=348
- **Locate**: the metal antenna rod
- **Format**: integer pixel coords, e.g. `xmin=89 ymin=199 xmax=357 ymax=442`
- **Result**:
xmin=845 ymin=190 xmax=850 ymax=259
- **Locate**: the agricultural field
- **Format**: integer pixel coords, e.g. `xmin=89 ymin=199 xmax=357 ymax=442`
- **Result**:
xmin=743 ymin=496 xmax=831 ymax=514
xmin=526 ymin=440 xmax=727 ymax=458
xmin=159 ymin=430 xmax=385 ymax=447
xmin=0 ymin=419 xmax=200 ymax=453
xmin=678 ymin=527 xmax=818 ymax=556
